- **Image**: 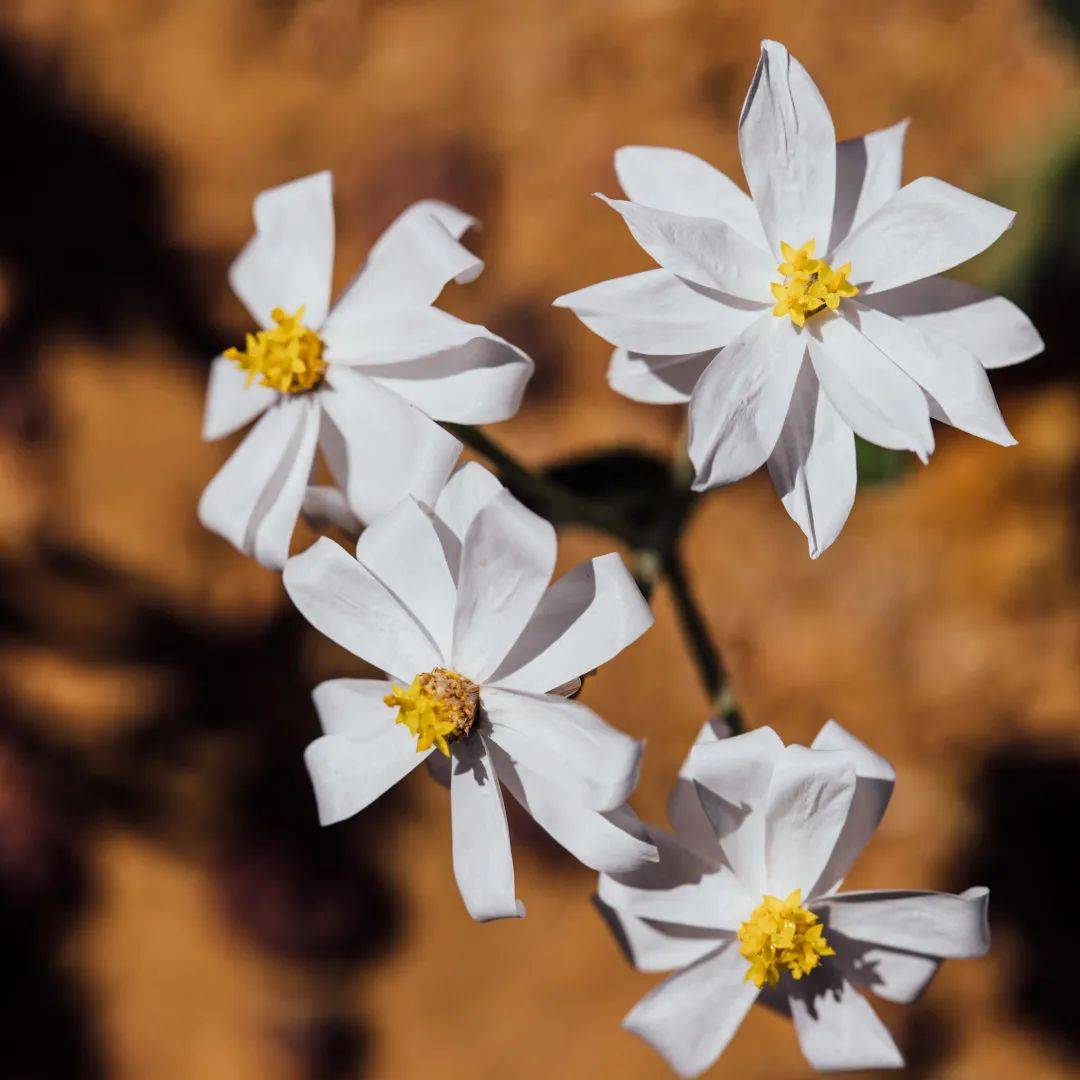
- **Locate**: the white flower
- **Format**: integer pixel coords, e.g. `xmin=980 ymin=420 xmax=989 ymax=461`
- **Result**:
xmin=597 ymin=718 xmax=990 ymax=1075
xmin=199 ymin=171 xmax=534 ymax=568
xmin=282 ymin=462 xmax=659 ymax=921
xmin=555 ymin=40 xmax=1042 ymax=557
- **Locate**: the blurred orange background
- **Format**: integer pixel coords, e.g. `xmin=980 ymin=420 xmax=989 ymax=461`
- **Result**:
xmin=0 ymin=2 xmax=1078 ymax=1077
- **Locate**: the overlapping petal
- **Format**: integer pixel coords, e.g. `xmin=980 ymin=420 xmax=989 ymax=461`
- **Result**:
xmin=607 ymin=348 xmax=714 ymax=405
xmin=739 ymin=40 xmax=836 ymax=256
xmin=688 ymin=314 xmax=806 ymax=489
xmin=767 ymin=356 xmax=856 ymax=558
xmin=554 ymin=269 xmax=763 ymax=355
xmin=229 ymin=170 xmax=335 ymax=329
xmin=202 ymin=355 xmax=278 ymax=440
xmin=831 ymin=121 xmax=908 ymax=250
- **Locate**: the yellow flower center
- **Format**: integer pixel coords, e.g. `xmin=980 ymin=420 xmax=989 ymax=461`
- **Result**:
xmin=737 ymin=888 xmax=835 ymax=988
xmin=384 ymin=667 xmax=480 ymax=757
xmin=225 ymin=305 xmax=326 ymax=393
xmin=770 ymin=240 xmax=858 ymax=328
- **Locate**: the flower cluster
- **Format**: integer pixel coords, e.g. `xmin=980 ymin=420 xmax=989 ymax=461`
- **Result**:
xmin=197 ymin=38 xmax=1037 ymax=1075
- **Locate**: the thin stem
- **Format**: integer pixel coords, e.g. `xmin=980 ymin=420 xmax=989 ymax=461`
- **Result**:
xmin=663 ymin=547 xmax=743 ymax=735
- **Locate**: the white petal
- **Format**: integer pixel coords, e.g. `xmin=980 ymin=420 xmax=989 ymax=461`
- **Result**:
xmin=830 ymin=121 xmax=909 ymax=250
xmin=764 ymin=744 xmax=856 ymax=898
xmin=319 ymin=366 xmax=461 ymax=525
xmin=833 ymin=935 xmax=941 ymax=1004
xmin=688 ymin=314 xmax=806 ymax=489
xmin=554 ymin=269 xmax=763 ymax=355
xmin=808 ymin=719 xmax=895 ymax=897
xmin=450 ymin=733 xmax=524 ymax=922
xmin=767 ymin=356 xmax=856 ymax=558
xmin=283 ymin=536 xmax=440 ymax=681
xmin=304 ymin=735 xmax=425 ymax=825
xmin=595 ymin=902 xmax=728 ymax=974
xmin=667 ymin=717 xmax=736 ymax=864
xmin=814 ymin=887 xmax=990 ymax=958
xmin=831 ymin=176 xmax=1015 ymax=294
xmin=311 ymin=677 xmax=396 ymax=736
xmin=608 ymin=348 xmax=714 ymax=405
xmin=482 ymin=687 xmax=642 ymax=813
xmin=323 ymin=303 xmax=532 ymax=424
xmin=597 ymin=196 xmax=776 ymax=301
xmin=865 ymin=275 xmax=1043 ymax=369
xmin=197 ymin=396 xmax=318 ymax=570
xmin=431 ymin=461 xmax=505 ymax=581
xmin=789 ymin=975 xmax=904 ymax=1071
xmin=202 ymin=356 xmax=277 ymax=440
xmin=355 ymin=497 xmax=456 ymax=661
xmin=808 ymin=312 xmax=934 ymax=458
xmin=847 ymin=302 xmax=1015 ymax=445
xmin=488 ymin=552 xmax=653 ymax=693
xmin=614 ymin=145 xmax=770 ymax=248
xmin=623 ymin=942 xmax=759 ymax=1078
xmin=324 ymin=199 xmax=481 ymax=319
xmin=489 ymin=740 xmax=657 ymax=874
xmin=451 ymin=491 xmax=555 ymax=681
xmin=683 ymin=726 xmax=786 ymax=898
xmin=738 ymin=40 xmax=836 ymax=256
xmin=229 ymin=171 xmax=334 ymax=329
xmin=301 ymin=484 xmax=360 ymax=535
xmin=599 ymin=830 xmax=751 ymax=930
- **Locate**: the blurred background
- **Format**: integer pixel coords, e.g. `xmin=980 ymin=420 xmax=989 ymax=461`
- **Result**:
xmin=0 ymin=1 xmax=1078 ymax=1077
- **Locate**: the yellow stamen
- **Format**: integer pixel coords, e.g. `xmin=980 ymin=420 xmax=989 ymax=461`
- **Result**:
xmin=771 ymin=241 xmax=858 ymax=327
xmin=225 ymin=305 xmax=326 ymax=393
xmin=384 ymin=667 xmax=480 ymax=757
xmin=738 ymin=888 xmax=835 ymax=988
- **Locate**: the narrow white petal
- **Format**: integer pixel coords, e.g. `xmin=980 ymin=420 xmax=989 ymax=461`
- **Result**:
xmin=688 ymin=314 xmax=806 ymax=489
xmin=831 ymin=177 xmax=1015 ymax=294
xmin=554 ymin=269 xmax=763 ymax=355
xmin=683 ymin=726 xmax=785 ymax=898
xmin=202 ymin=356 xmax=277 ymax=440
xmin=431 ymin=461 xmax=505 ymax=581
xmin=738 ymin=40 xmax=836 ymax=256
xmin=808 ymin=312 xmax=934 ymax=458
xmin=488 ymin=553 xmax=653 ymax=694
xmin=597 ymin=196 xmax=776 ymax=301
xmin=482 ymin=687 xmax=642 ymax=813
xmin=197 ymin=397 xmax=310 ymax=567
xmin=667 ymin=716 xmax=736 ymax=864
xmin=324 ymin=199 xmax=481 ymax=318
xmin=813 ymin=887 xmax=990 ymax=958
xmin=833 ymin=935 xmax=941 ymax=1004
xmin=319 ymin=366 xmax=461 ymax=525
xmin=594 ymin=902 xmax=728 ymax=973
xmin=489 ymin=741 xmax=657 ymax=874
xmin=865 ymin=275 xmax=1043 ymax=370
xmin=767 ymin=356 xmax=856 ymax=558
xmin=283 ymin=536 xmax=441 ymax=681
xmin=599 ymin=830 xmax=752 ymax=931
xmin=847 ymin=302 xmax=1015 ymax=445
xmin=623 ymin=942 xmax=759 ymax=1079
xmin=311 ymin=678 xmax=396 ymax=736
xmin=789 ymin=976 xmax=904 ymax=1071
xmin=830 ymin=121 xmax=909 ymax=250
xmin=808 ymin=719 xmax=894 ymax=896
xmin=451 ymin=491 xmax=555 ymax=681
xmin=607 ymin=348 xmax=714 ymax=405
xmin=450 ymin=733 xmax=524 ymax=922
xmin=229 ymin=171 xmax=334 ymax=329
xmin=303 ymin=727 xmax=427 ymax=825
xmin=764 ymin=744 xmax=856 ymax=898
xmin=249 ymin=396 xmax=321 ymax=570
xmin=614 ymin=145 xmax=769 ymax=249
xmin=355 ymin=497 xmax=456 ymax=661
